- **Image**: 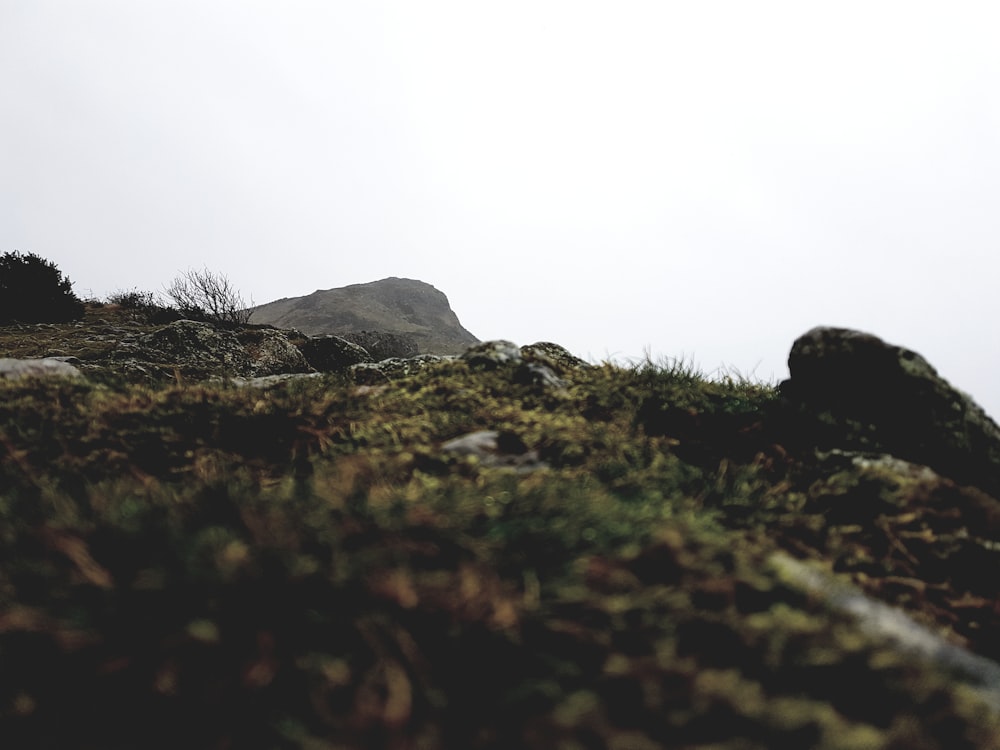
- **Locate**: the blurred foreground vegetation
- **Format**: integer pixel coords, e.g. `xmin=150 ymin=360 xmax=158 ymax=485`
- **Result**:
xmin=1 ymin=348 xmax=997 ymax=749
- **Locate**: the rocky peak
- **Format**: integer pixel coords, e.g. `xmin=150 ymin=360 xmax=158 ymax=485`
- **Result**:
xmin=248 ymin=277 xmax=479 ymax=356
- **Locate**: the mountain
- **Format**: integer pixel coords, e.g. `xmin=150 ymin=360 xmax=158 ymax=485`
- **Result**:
xmin=249 ymin=277 xmax=479 ymax=355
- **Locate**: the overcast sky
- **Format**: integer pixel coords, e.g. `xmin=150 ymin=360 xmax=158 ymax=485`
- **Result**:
xmin=3 ymin=2 xmax=999 ymax=415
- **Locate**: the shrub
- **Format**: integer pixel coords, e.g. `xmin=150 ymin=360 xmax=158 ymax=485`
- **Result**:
xmin=105 ymin=288 xmax=185 ymax=324
xmin=0 ymin=251 xmax=85 ymax=323
xmin=107 ymin=288 xmax=158 ymax=310
xmin=163 ymin=267 xmax=253 ymax=325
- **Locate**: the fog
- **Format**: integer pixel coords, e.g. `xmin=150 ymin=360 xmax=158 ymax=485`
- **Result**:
xmin=3 ymin=2 xmax=999 ymax=414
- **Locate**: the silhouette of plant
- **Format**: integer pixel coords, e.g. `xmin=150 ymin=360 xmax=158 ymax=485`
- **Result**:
xmin=163 ymin=267 xmax=253 ymax=325
xmin=107 ymin=288 xmax=158 ymax=310
xmin=0 ymin=251 xmax=85 ymax=323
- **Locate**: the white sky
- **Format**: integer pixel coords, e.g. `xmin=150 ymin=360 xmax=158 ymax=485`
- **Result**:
xmin=3 ymin=2 xmax=999 ymax=415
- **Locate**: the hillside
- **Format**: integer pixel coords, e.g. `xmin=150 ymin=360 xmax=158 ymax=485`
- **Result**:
xmin=2 ymin=313 xmax=1000 ymax=748
xmin=249 ymin=277 xmax=479 ymax=356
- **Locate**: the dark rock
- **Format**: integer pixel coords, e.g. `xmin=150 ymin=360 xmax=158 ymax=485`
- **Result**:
xmin=513 ymin=362 xmax=567 ymax=390
xmin=299 ymin=335 xmax=373 ymax=373
xmin=338 ymin=330 xmax=419 ymax=361
xmin=780 ymin=327 xmax=1000 ymax=497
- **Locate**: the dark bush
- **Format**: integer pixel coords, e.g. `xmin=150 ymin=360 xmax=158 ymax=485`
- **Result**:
xmin=106 ymin=288 xmax=185 ymax=324
xmin=107 ymin=288 xmax=158 ymax=310
xmin=0 ymin=251 xmax=85 ymax=323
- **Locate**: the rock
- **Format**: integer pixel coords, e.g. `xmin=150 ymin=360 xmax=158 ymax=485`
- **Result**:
xmin=235 ymin=328 xmax=312 ymax=377
xmin=771 ymin=551 xmax=1000 ymax=714
xmin=349 ymin=355 xmax=446 ymax=385
xmin=441 ymin=430 xmax=546 ymax=472
xmin=0 ymin=357 xmax=84 ymax=381
xmin=460 ymin=341 xmax=582 ymax=391
xmin=338 ymin=330 xmax=419 ymax=361
xmin=461 ymin=340 xmax=522 ymax=369
xmin=226 ymin=372 xmax=326 ymax=389
xmin=513 ymin=362 xmax=567 ymax=390
xmin=517 ymin=342 xmax=592 ymax=391
xmin=521 ymin=342 xmax=592 ymax=374
xmin=102 ymin=320 xmax=311 ymax=381
xmin=130 ymin=320 xmax=253 ymax=374
xmin=299 ymin=335 xmax=373 ymax=373
xmin=780 ymin=327 xmax=1000 ymax=497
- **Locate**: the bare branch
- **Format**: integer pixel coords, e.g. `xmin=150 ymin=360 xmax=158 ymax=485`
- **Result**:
xmin=163 ymin=267 xmax=253 ymax=325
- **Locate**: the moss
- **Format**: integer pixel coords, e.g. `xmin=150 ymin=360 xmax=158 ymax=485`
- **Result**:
xmin=1 ymin=333 xmax=999 ymax=748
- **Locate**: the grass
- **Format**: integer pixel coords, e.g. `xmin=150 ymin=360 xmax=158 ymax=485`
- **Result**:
xmin=1 ymin=338 xmax=999 ymax=748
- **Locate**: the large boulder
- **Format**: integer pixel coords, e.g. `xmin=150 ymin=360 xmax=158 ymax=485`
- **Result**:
xmin=461 ymin=340 xmax=522 ymax=369
xmin=298 ymin=335 xmax=373 ymax=373
xmin=779 ymin=327 xmax=1000 ymax=497
xmin=520 ymin=341 xmax=592 ymax=375
xmin=338 ymin=330 xmax=419 ymax=361
xmin=235 ymin=328 xmax=311 ymax=377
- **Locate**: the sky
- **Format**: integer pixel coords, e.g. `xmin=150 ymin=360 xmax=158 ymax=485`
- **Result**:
xmin=3 ymin=2 xmax=1000 ymax=416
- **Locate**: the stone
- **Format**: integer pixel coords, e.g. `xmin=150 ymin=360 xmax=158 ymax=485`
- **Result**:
xmin=0 ymin=357 xmax=84 ymax=381
xmin=461 ymin=340 xmax=522 ymax=369
xmin=520 ymin=342 xmax=592 ymax=374
xmin=441 ymin=430 xmax=546 ymax=471
xmin=338 ymin=330 xmax=419 ymax=361
xmin=235 ymin=328 xmax=311 ymax=377
xmin=226 ymin=372 xmax=326 ymax=389
xmin=102 ymin=320 xmax=311 ymax=381
xmin=298 ymin=335 xmax=372 ymax=373
xmin=459 ymin=341 xmax=585 ymax=391
xmin=131 ymin=320 xmax=253 ymax=374
xmin=771 ymin=551 xmax=1000 ymax=714
xmin=513 ymin=362 xmax=567 ymax=391
xmin=349 ymin=355 xmax=446 ymax=385
xmin=779 ymin=327 xmax=1000 ymax=498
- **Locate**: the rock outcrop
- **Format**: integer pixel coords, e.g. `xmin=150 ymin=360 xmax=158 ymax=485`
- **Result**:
xmin=249 ymin=277 xmax=479 ymax=356
xmin=767 ymin=326 xmax=1000 ymax=686
xmin=298 ymin=335 xmax=372 ymax=373
xmin=98 ymin=320 xmax=312 ymax=381
xmin=338 ymin=330 xmax=419 ymax=361
xmin=779 ymin=326 xmax=1000 ymax=498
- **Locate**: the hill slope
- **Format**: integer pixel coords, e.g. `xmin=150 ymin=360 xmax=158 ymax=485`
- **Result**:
xmin=249 ymin=277 xmax=479 ymax=355
xmin=2 ymin=322 xmax=1000 ymax=747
